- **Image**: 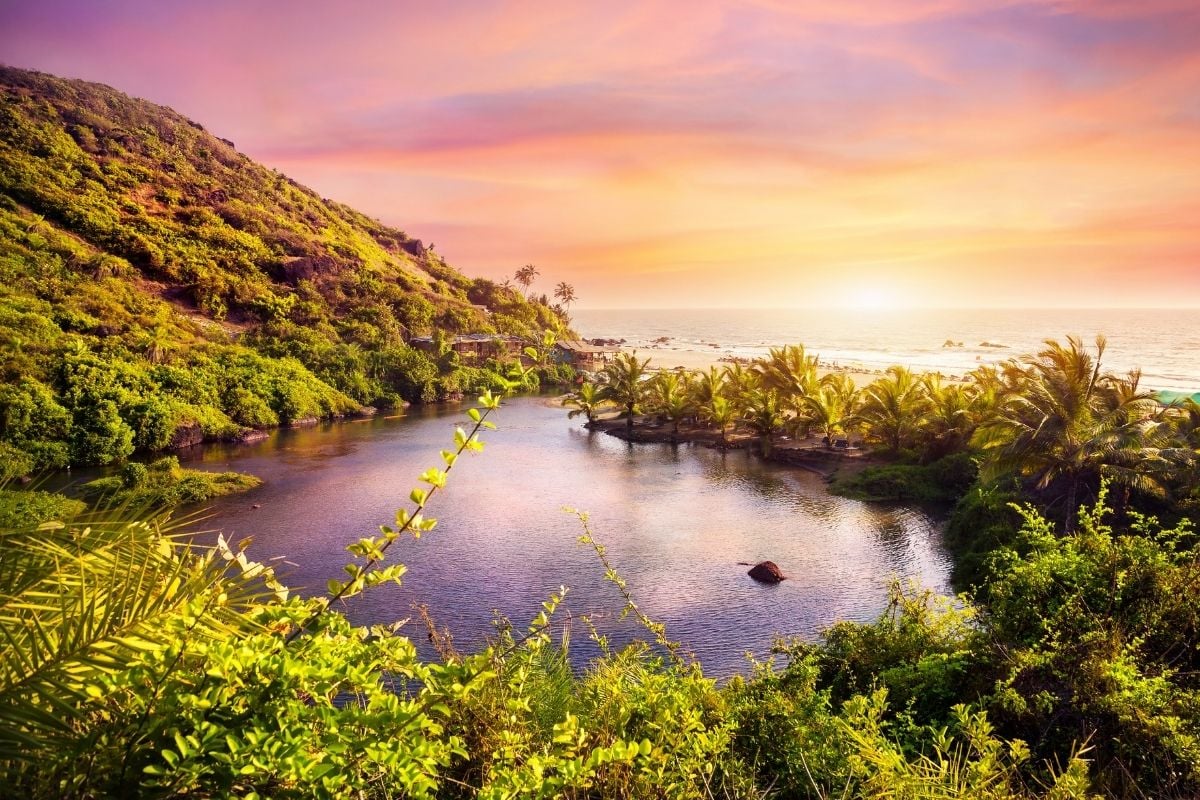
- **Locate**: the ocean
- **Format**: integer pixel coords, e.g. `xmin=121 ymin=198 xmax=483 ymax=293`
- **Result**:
xmin=571 ymin=308 xmax=1200 ymax=394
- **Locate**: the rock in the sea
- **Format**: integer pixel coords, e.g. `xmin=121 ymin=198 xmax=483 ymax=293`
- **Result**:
xmin=747 ymin=560 xmax=786 ymax=584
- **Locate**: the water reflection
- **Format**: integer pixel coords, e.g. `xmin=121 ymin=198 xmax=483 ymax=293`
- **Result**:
xmin=157 ymin=396 xmax=951 ymax=677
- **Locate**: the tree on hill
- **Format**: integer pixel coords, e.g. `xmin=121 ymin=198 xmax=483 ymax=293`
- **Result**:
xmin=514 ymin=264 xmax=539 ymax=299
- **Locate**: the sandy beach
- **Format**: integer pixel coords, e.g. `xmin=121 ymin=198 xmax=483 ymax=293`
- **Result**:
xmin=627 ymin=345 xmax=963 ymax=387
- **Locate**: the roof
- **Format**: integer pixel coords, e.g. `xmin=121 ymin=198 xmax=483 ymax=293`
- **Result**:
xmin=554 ymin=339 xmax=621 ymax=354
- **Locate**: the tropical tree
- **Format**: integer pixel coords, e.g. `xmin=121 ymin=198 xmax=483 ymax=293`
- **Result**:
xmin=701 ymin=395 xmax=736 ymax=446
xmin=721 ymin=363 xmax=758 ymax=409
xmin=553 ymin=282 xmax=576 ymax=319
xmin=598 ymin=352 xmax=651 ymax=433
xmin=920 ymin=375 xmax=980 ymax=460
xmin=803 ymin=374 xmax=859 ymax=447
xmin=753 ymin=344 xmax=819 ymax=408
xmin=688 ymin=366 xmax=726 ymax=408
xmin=650 ymin=372 xmax=694 ymax=438
xmin=141 ymin=325 xmax=175 ymax=365
xmin=563 ymin=381 xmax=605 ymax=424
xmin=514 ymin=264 xmax=539 ymax=299
xmin=859 ymin=366 xmax=930 ymax=454
xmin=742 ymin=390 xmax=786 ymax=458
xmin=975 ymin=335 xmax=1169 ymax=529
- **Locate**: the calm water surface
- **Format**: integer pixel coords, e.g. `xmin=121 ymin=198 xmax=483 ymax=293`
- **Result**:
xmin=177 ymin=396 xmax=948 ymax=676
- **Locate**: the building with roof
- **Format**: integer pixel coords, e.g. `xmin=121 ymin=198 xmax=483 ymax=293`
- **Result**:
xmin=552 ymin=340 xmax=621 ymax=371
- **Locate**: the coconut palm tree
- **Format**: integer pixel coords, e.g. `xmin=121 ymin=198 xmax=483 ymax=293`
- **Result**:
xmin=688 ymin=366 xmax=726 ymax=409
xmin=859 ymin=366 xmax=930 ymax=454
xmin=514 ymin=264 xmax=539 ymax=299
xmin=563 ymin=381 xmax=605 ymax=424
xmin=803 ymin=374 xmax=860 ymax=447
xmin=553 ymin=282 xmax=576 ymax=320
xmin=598 ymin=352 xmax=651 ymax=433
xmin=753 ymin=344 xmax=819 ymax=408
xmin=921 ymin=375 xmax=979 ymax=459
xmin=721 ymin=362 xmax=758 ymax=409
xmin=701 ymin=395 xmax=737 ymax=446
xmin=742 ymin=390 xmax=786 ymax=458
xmin=975 ymin=335 xmax=1169 ymax=530
xmin=650 ymin=371 xmax=694 ymax=438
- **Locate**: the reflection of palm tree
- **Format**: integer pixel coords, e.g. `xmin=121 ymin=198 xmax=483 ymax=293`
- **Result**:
xmin=563 ymin=381 xmax=604 ymax=424
xmin=976 ymin=336 xmax=1167 ymax=530
xmin=860 ymin=366 xmax=929 ymax=454
xmin=598 ymin=352 xmax=650 ymax=433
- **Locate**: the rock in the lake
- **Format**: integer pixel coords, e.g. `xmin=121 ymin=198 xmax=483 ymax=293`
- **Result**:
xmin=169 ymin=421 xmax=204 ymax=449
xmin=747 ymin=560 xmax=786 ymax=584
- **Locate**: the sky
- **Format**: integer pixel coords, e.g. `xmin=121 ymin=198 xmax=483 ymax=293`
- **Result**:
xmin=2 ymin=1 xmax=1199 ymax=309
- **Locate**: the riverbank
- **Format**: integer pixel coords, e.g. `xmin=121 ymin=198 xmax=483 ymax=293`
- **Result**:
xmin=586 ymin=415 xmax=881 ymax=479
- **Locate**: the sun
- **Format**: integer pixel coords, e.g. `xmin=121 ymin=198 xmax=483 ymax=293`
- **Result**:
xmin=839 ymin=286 xmax=905 ymax=310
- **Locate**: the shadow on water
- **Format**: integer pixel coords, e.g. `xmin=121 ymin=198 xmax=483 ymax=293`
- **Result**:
xmin=83 ymin=396 xmax=953 ymax=677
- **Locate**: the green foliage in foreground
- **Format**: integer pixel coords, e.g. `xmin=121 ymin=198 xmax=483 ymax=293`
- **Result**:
xmin=4 ymin=396 xmax=1198 ymax=798
xmin=80 ymin=455 xmax=261 ymax=508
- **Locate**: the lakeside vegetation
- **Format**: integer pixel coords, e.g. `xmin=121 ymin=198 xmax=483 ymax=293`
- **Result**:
xmin=0 ymin=65 xmax=575 ymax=477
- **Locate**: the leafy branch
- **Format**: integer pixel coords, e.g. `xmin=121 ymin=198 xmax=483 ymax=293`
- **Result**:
xmin=285 ymin=389 xmax=503 ymax=645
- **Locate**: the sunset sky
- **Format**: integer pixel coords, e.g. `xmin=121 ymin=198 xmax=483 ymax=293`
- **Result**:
xmin=3 ymin=1 xmax=1199 ymax=308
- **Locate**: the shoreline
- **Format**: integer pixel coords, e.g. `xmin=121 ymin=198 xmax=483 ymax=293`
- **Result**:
xmin=583 ymin=415 xmax=882 ymax=480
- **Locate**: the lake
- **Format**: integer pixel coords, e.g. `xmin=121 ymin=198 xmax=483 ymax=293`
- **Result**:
xmin=176 ymin=395 xmax=950 ymax=677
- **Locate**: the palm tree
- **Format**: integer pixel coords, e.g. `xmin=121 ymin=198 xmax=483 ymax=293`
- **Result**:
xmin=921 ymin=375 xmax=979 ymax=459
xmin=514 ymin=264 xmax=539 ymax=299
xmin=721 ymin=362 xmax=758 ymax=409
xmin=141 ymin=326 xmax=175 ymax=365
xmin=859 ymin=366 xmax=930 ymax=454
xmin=701 ymin=395 xmax=736 ymax=446
xmin=650 ymin=372 xmax=694 ymax=438
xmin=975 ymin=335 xmax=1168 ymax=530
xmin=742 ymin=390 xmax=786 ymax=458
xmin=563 ymin=381 xmax=605 ymax=424
xmin=553 ymin=282 xmax=576 ymax=319
xmin=753 ymin=344 xmax=819 ymax=409
xmin=688 ymin=366 xmax=726 ymax=408
xmin=598 ymin=352 xmax=651 ymax=434
xmin=803 ymin=374 xmax=859 ymax=447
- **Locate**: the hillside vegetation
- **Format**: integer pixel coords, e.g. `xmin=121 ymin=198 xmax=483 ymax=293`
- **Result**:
xmin=0 ymin=65 xmax=566 ymax=472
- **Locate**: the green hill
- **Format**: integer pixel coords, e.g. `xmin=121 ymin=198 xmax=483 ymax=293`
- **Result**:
xmin=0 ymin=65 xmax=567 ymax=472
